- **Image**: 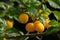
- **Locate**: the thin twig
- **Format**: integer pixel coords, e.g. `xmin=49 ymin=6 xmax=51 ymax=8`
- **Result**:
xmin=7 ymin=33 xmax=44 ymax=39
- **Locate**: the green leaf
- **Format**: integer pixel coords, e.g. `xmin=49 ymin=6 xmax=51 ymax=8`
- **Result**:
xmin=0 ymin=37 xmax=3 ymax=40
xmin=53 ymin=11 xmax=60 ymax=20
xmin=0 ymin=10 xmax=7 ymax=17
xmin=45 ymin=8 xmax=52 ymax=15
xmin=6 ymin=6 xmax=20 ymax=20
xmin=25 ymin=0 xmax=41 ymax=8
xmin=10 ymin=0 xmax=20 ymax=2
xmin=26 ymin=8 xmax=38 ymax=18
xmin=0 ymin=18 xmax=7 ymax=38
xmin=23 ymin=0 xmax=29 ymax=3
xmin=44 ymin=27 xmax=60 ymax=36
xmin=49 ymin=20 xmax=58 ymax=27
xmin=0 ymin=2 xmax=6 ymax=9
xmin=0 ymin=2 xmax=8 ymax=17
xmin=6 ymin=28 xmax=19 ymax=33
xmin=19 ymin=37 xmax=26 ymax=40
xmin=0 ymin=18 xmax=6 ymax=27
xmin=47 ymin=0 xmax=60 ymax=9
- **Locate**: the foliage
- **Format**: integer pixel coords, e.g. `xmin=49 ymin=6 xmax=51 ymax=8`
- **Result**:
xmin=0 ymin=0 xmax=60 ymax=40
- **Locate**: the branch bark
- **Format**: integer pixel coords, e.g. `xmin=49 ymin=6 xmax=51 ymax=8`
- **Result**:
xmin=7 ymin=33 xmax=44 ymax=39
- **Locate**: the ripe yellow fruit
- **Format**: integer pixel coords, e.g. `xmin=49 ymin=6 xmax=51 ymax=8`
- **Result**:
xmin=25 ymin=23 xmax=35 ymax=32
xmin=19 ymin=13 xmax=29 ymax=24
xmin=46 ymin=19 xmax=51 ymax=29
xmin=46 ymin=23 xmax=51 ymax=29
xmin=34 ymin=21 xmax=40 ymax=24
xmin=41 ymin=14 xmax=48 ymax=17
xmin=6 ymin=20 xmax=13 ymax=28
xmin=3 ymin=38 xmax=7 ymax=40
xmin=46 ymin=19 xmax=50 ymax=23
xmin=38 ymin=9 xmax=43 ymax=13
xmin=34 ymin=21 xmax=44 ymax=33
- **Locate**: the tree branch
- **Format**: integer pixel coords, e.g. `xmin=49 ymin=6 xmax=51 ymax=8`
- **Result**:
xmin=7 ymin=33 xmax=44 ymax=39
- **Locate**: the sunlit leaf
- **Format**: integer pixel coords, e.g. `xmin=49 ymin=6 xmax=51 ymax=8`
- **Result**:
xmin=53 ymin=11 xmax=60 ymax=20
xmin=49 ymin=20 xmax=58 ymax=27
xmin=47 ymin=0 xmax=60 ymax=9
xmin=0 ymin=2 xmax=6 ymax=9
xmin=10 ymin=0 xmax=20 ymax=2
